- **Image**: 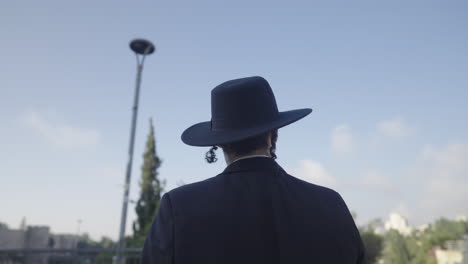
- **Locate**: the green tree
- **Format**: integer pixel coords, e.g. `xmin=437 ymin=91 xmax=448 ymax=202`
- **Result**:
xmin=427 ymin=218 xmax=467 ymax=247
xmin=0 ymin=221 xmax=8 ymax=229
xmin=359 ymin=219 xmax=384 ymax=264
xmin=131 ymin=118 xmax=164 ymax=246
xmin=382 ymin=230 xmax=411 ymax=264
xmin=361 ymin=231 xmax=384 ymax=263
xmin=405 ymin=234 xmax=429 ymax=264
xmin=409 ymin=218 xmax=468 ymax=263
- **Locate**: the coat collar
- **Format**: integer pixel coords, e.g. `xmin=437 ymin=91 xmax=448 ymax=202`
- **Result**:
xmin=222 ymin=156 xmax=280 ymax=175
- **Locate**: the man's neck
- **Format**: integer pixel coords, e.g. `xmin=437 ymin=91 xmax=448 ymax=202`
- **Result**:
xmin=224 ymin=149 xmax=271 ymax=165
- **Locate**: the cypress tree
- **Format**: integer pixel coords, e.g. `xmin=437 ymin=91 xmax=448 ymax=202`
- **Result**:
xmin=133 ymin=118 xmax=164 ymax=240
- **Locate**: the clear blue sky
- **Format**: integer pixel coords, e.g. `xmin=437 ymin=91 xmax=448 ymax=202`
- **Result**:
xmin=1 ymin=0 xmax=467 ymax=240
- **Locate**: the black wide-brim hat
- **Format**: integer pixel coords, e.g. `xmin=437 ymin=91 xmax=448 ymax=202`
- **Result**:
xmin=181 ymin=76 xmax=312 ymax=146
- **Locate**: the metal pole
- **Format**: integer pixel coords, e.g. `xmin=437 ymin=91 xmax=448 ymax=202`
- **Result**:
xmin=115 ymin=39 xmax=154 ymax=264
xmin=116 ymin=60 xmax=144 ymax=264
xmin=76 ymin=219 xmax=82 ymax=247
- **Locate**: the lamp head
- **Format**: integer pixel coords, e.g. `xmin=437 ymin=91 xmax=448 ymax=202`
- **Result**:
xmin=130 ymin=39 xmax=155 ymax=55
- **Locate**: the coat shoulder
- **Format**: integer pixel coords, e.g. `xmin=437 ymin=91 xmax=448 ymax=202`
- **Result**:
xmin=167 ymin=174 xmax=222 ymax=200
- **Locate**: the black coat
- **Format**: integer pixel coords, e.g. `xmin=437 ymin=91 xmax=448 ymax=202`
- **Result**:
xmin=142 ymin=157 xmax=365 ymax=264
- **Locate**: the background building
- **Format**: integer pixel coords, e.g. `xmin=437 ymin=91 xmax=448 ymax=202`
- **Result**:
xmin=384 ymin=213 xmax=413 ymax=236
xmin=0 ymin=225 xmax=78 ymax=249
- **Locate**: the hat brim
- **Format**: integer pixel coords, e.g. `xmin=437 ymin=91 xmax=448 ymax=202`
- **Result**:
xmin=181 ymin=108 xmax=312 ymax=146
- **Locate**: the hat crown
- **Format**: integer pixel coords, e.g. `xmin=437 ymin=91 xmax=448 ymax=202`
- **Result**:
xmin=211 ymin=76 xmax=279 ymax=131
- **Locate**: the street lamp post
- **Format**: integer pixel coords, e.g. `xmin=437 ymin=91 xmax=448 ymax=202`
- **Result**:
xmin=77 ymin=219 xmax=82 ymax=237
xmin=75 ymin=219 xmax=82 ymax=248
xmin=116 ymin=39 xmax=155 ymax=264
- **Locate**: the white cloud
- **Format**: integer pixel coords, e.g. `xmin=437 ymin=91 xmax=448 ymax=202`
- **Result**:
xmin=377 ymin=117 xmax=414 ymax=137
xmin=289 ymin=141 xmax=468 ymax=227
xmin=289 ymin=160 xmax=337 ymax=187
xmin=20 ymin=111 xmax=100 ymax=148
xmin=331 ymin=124 xmax=355 ymax=154
xmin=416 ymin=143 xmax=468 ymax=221
xmin=354 ymin=143 xmax=468 ymax=226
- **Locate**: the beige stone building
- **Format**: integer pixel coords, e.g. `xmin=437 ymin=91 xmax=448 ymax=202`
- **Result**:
xmin=435 ymin=235 xmax=468 ymax=264
xmin=0 ymin=225 xmax=79 ymax=249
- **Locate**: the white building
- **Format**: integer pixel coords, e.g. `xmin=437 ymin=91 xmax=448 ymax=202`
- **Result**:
xmin=435 ymin=249 xmax=463 ymax=264
xmin=384 ymin=213 xmax=412 ymax=236
xmin=435 ymin=235 xmax=468 ymax=264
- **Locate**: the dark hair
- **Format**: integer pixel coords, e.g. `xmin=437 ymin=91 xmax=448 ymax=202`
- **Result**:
xmin=205 ymin=129 xmax=278 ymax=163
